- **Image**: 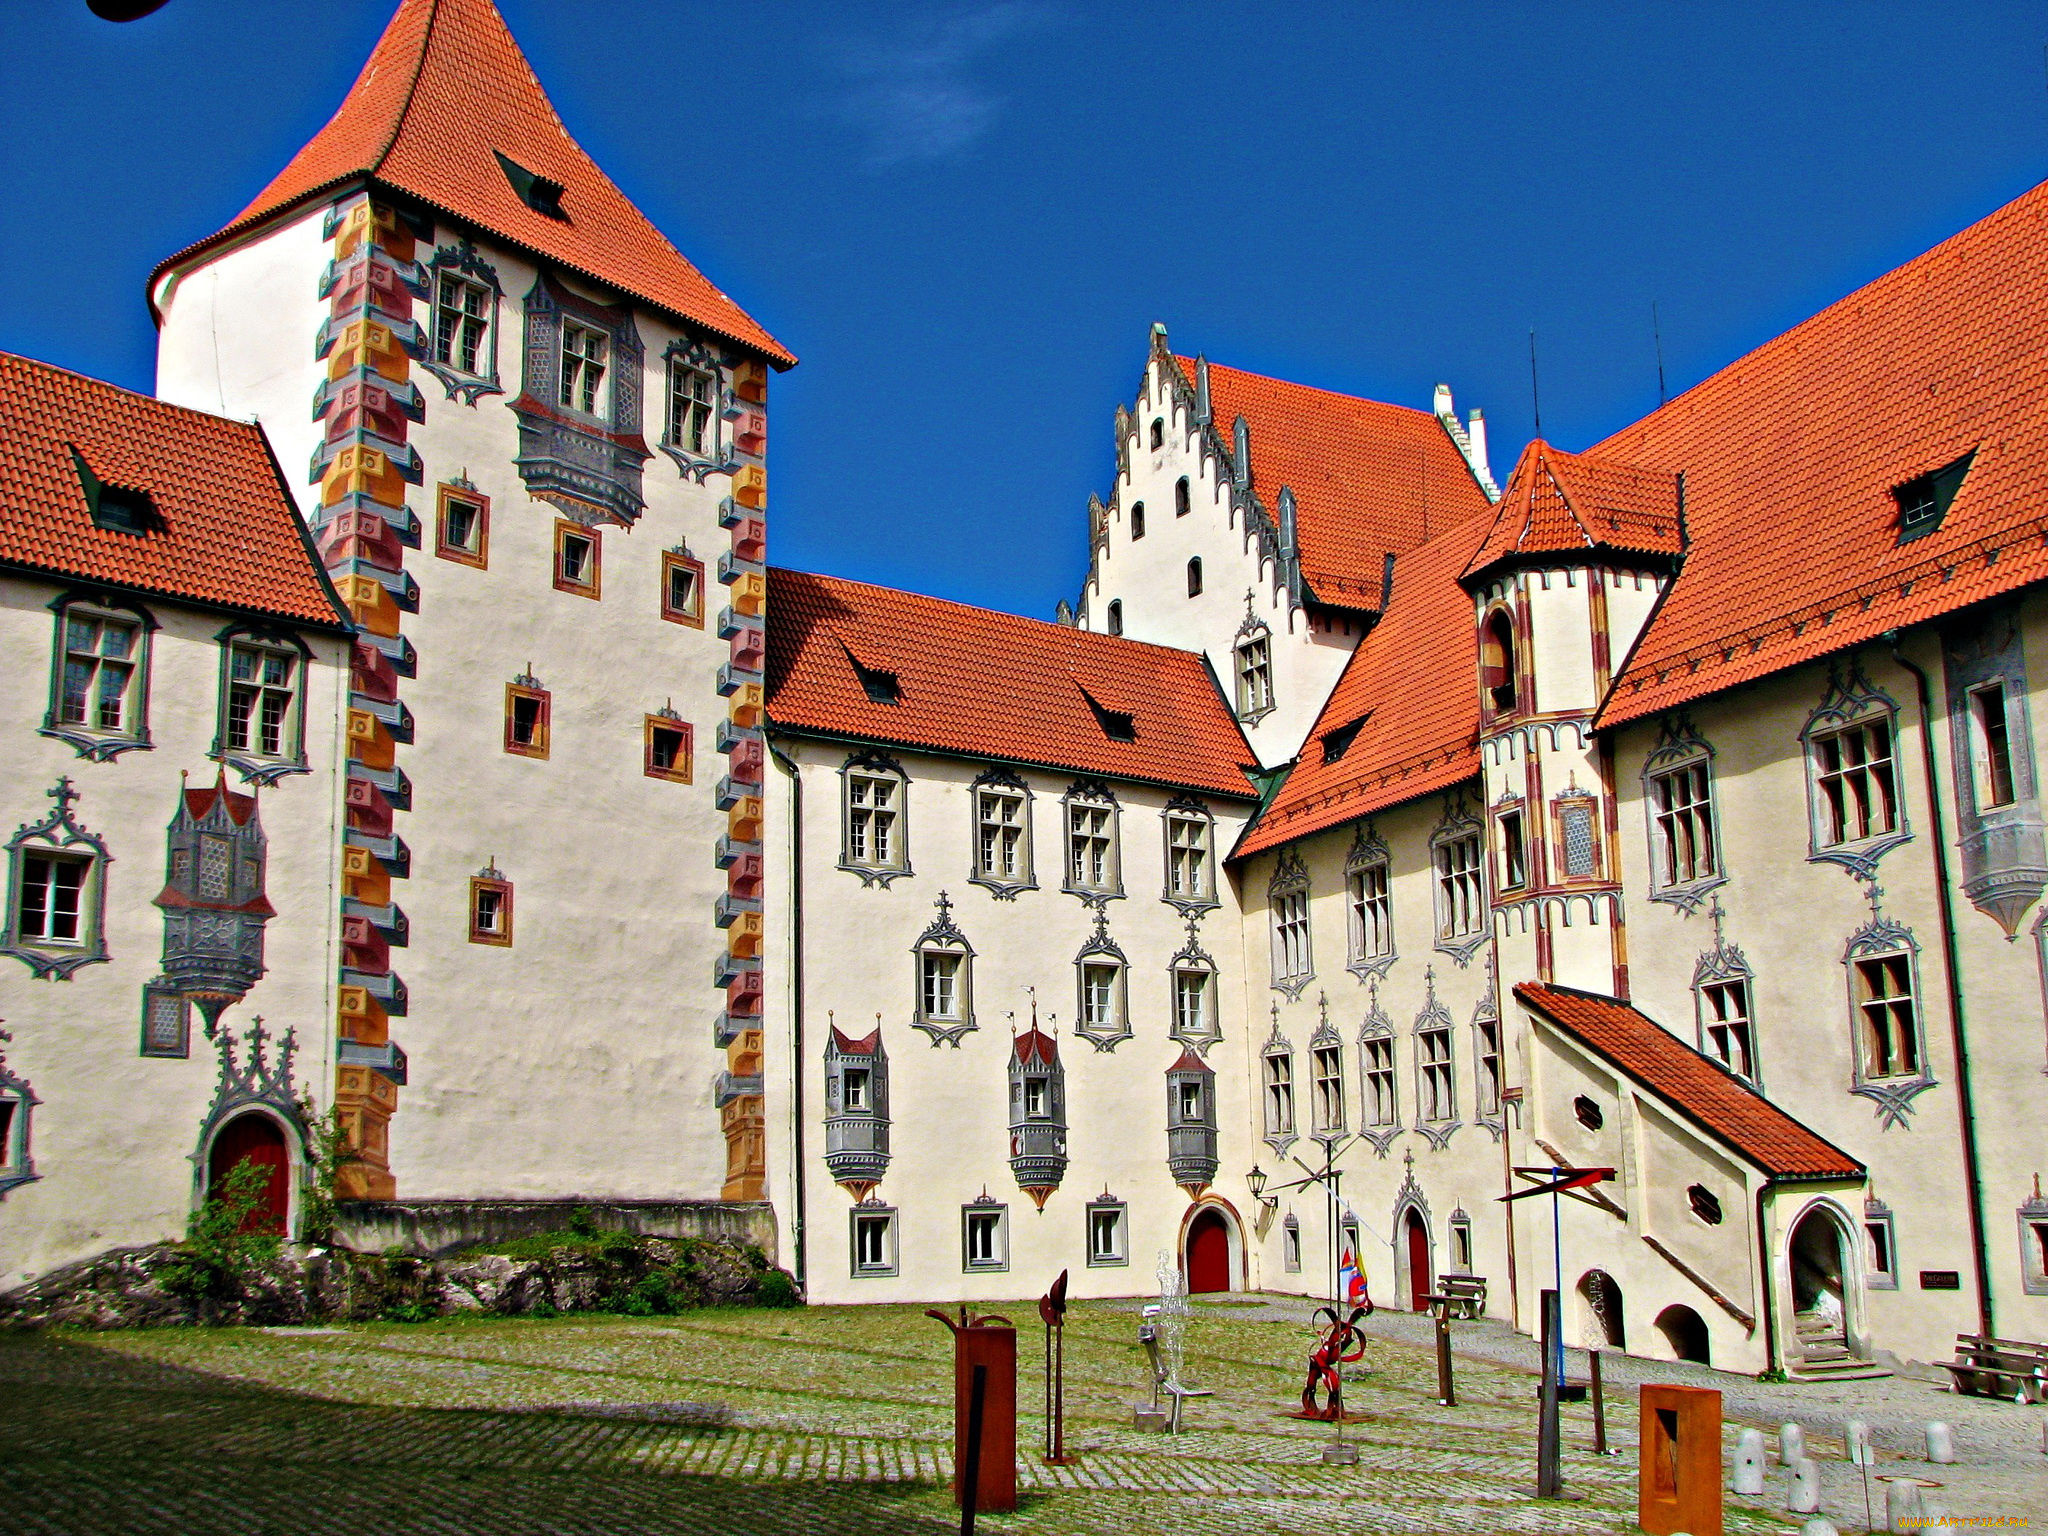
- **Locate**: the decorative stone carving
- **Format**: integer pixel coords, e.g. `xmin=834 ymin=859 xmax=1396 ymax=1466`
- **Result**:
xmin=510 ymin=273 xmax=650 ymax=526
xmin=156 ymin=773 xmax=273 ymax=1035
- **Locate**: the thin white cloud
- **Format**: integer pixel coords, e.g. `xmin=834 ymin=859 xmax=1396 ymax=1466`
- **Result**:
xmin=833 ymin=4 xmax=1048 ymax=169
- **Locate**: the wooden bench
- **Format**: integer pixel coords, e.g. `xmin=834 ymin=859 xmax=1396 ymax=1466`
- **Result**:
xmin=1430 ymin=1274 xmax=1487 ymax=1321
xmin=1941 ymin=1333 xmax=2048 ymax=1402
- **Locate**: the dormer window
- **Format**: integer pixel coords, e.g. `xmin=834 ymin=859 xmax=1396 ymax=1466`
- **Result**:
xmin=1893 ymin=450 xmax=1974 ymax=544
xmin=495 ymin=150 xmax=565 ymax=218
xmin=1480 ymin=609 xmax=1517 ymax=714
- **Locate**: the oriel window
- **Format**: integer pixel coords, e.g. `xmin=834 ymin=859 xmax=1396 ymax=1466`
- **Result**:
xmin=559 ymin=321 xmax=608 ymax=415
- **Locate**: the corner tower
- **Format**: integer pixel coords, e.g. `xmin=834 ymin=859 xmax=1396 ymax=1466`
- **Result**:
xmin=1460 ymin=441 xmax=1683 ymax=996
xmin=151 ymin=0 xmax=793 ymax=1208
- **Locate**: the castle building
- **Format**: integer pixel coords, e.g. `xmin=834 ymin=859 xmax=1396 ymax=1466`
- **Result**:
xmin=1 ymin=0 xmax=2044 ymax=1381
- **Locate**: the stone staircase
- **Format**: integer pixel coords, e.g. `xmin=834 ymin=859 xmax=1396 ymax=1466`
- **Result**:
xmin=1790 ymin=1311 xmax=1892 ymax=1382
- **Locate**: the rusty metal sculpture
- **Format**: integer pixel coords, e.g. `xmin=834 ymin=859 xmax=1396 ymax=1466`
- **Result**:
xmin=925 ymin=1306 xmax=1018 ymax=1519
xmin=1037 ymin=1269 xmax=1074 ymax=1464
xmin=1298 ymin=1302 xmax=1372 ymax=1422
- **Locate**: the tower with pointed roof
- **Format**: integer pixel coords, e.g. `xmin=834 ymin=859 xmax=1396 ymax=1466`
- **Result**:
xmin=152 ymin=0 xmax=791 ymax=1209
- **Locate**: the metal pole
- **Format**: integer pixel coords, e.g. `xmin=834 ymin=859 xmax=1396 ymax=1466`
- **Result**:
xmin=1537 ymin=1289 xmax=1562 ymax=1498
xmin=961 ymin=1362 xmax=987 ymax=1535
xmin=1550 ymin=1171 xmax=1564 ymax=1391
xmin=1053 ymin=1319 xmax=1065 ymax=1463
xmin=1042 ymin=1316 xmax=1052 ymax=1461
xmin=1589 ymin=1348 xmax=1607 ymax=1456
xmin=1435 ymin=1308 xmax=1456 ymax=1407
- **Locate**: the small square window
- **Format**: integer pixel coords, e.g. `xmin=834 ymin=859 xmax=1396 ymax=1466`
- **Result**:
xmin=852 ymin=1205 xmax=898 ymax=1276
xmin=1086 ymin=1200 xmax=1128 ymax=1267
xmin=962 ymin=1203 xmax=1009 ymax=1271
xmin=505 ymin=683 xmax=551 ymax=759
xmin=645 ymin=715 xmax=692 ymax=783
xmin=470 ymin=875 xmax=513 ymax=946
xmin=554 ymin=521 xmax=601 ymax=599
xmin=661 ymin=551 xmax=705 ymax=628
xmin=436 ymin=483 xmax=489 ymax=568
xmin=843 ymin=1067 xmax=871 ymax=1112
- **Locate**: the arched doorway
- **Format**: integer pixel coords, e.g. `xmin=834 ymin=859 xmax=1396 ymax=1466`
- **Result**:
xmin=1404 ymin=1209 xmax=1432 ymax=1311
xmin=206 ymin=1112 xmax=290 ymax=1235
xmin=1577 ymin=1269 xmax=1626 ymax=1348
xmin=1186 ymin=1208 xmax=1232 ymax=1293
xmin=1654 ymin=1304 xmax=1711 ymax=1364
xmin=1789 ymin=1205 xmax=1855 ymax=1367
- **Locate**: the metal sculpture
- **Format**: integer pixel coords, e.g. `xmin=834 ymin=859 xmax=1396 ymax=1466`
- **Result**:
xmin=1298 ymin=1301 xmax=1373 ymax=1421
xmin=925 ymin=1306 xmax=1018 ymax=1515
xmin=1038 ymin=1269 xmax=1074 ymax=1463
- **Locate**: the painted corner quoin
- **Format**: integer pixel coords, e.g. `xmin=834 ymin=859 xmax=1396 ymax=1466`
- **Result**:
xmin=312 ymin=192 xmax=422 ymax=1199
xmin=715 ymin=355 xmax=770 ymax=1198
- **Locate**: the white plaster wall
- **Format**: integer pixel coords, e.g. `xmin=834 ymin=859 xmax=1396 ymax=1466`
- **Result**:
xmin=0 ymin=576 xmax=347 ymax=1285
xmin=1078 ymin=355 xmax=1360 ymax=767
xmin=764 ymin=738 xmax=1256 ymax=1305
xmin=158 ymin=210 xmax=745 ymax=1202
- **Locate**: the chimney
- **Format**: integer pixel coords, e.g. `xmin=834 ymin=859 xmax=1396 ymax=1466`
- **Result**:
xmin=1466 ymin=409 xmax=1492 ymax=489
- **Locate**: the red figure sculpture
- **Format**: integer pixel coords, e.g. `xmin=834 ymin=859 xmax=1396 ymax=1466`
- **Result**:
xmin=1299 ymin=1302 xmax=1373 ymax=1421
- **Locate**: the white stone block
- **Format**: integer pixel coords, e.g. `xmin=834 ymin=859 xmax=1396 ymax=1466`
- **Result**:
xmin=1925 ymin=1421 xmax=1954 ymax=1464
xmin=1732 ymin=1427 xmax=1766 ymax=1493
xmin=1779 ymin=1420 xmax=1805 ymax=1465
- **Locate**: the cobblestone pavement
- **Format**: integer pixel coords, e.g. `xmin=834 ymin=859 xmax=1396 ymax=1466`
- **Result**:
xmin=0 ymin=1294 xmax=2039 ymax=1534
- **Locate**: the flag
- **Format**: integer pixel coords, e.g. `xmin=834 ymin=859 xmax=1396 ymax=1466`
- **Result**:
xmin=1339 ymin=1243 xmax=1368 ymax=1306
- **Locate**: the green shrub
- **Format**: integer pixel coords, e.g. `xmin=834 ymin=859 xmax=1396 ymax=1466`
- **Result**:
xmin=754 ymin=1270 xmax=800 ymax=1308
xmin=567 ymin=1206 xmax=599 ymax=1237
xmin=156 ymin=1157 xmax=280 ymax=1302
xmin=384 ymin=1300 xmax=437 ymax=1324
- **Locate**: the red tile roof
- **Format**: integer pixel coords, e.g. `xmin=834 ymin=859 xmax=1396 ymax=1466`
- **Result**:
xmin=766 ymin=569 xmax=1257 ymax=799
xmin=1233 ymin=509 xmax=1494 ymax=858
xmin=1175 ymin=357 xmax=1493 ymax=607
xmin=1014 ymin=1027 xmax=1057 ymax=1066
xmin=1517 ymin=983 xmax=1863 ymax=1181
xmin=0 ymin=351 xmax=348 ymax=629
xmin=151 ymin=0 xmax=792 ymax=368
xmin=1592 ymin=177 xmax=2048 ymax=729
xmin=1464 ymin=440 xmax=1683 ymax=583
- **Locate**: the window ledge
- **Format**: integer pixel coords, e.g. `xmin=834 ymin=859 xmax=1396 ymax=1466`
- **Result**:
xmin=1809 ymin=830 xmax=1913 ymax=880
xmin=1648 ymin=872 xmax=1727 ymax=915
xmin=212 ymin=750 xmax=310 ymax=788
xmin=839 ymin=859 xmax=912 ymax=889
xmin=419 ymin=358 xmax=503 ymax=406
xmin=969 ymin=873 xmax=1037 ymax=902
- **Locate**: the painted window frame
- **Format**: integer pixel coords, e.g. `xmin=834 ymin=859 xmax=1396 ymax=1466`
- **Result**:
xmin=968 ymin=766 xmax=1035 ymax=900
xmin=1085 ymin=1196 xmax=1129 ymax=1267
xmin=1162 ymin=796 xmax=1219 ymax=914
xmin=553 ymin=519 xmax=602 ymax=599
xmin=469 ymin=868 xmax=513 ymax=947
xmin=1268 ymin=847 xmax=1313 ymax=997
xmin=0 ymin=1048 xmax=39 ymax=1200
xmin=1841 ymin=914 xmax=1937 ymax=1127
xmin=660 ymin=547 xmax=706 ymax=628
xmin=140 ymin=978 xmax=191 ymax=1059
xmin=840 ymin=751 xmax=911 ymax=886
xmin=961 ymin=1197 xmax=1010 ymax=1273
xmin=504 ymin=675 xmax=551 ymax=759
xmin=850 ymin=1202 xmax=899 ymax=1277
xmin=211 ymin=624 xmax=312 ymax=785
xmin=644 ymin=711 xmax=692 ymax=783
xmin=3 ymin=779 xmax=110 ymax=981
xmin=911 ymin=892 xmax=976 ymax=1047
xmin=1431 ymin=810 xmax=1487 ymax=962
xmin=435 ymin=479 xmax=490 ymax=568
xmin=1060 ymin=780 xmax=1123 ymax=902
xmin=421 ymin=239 xmax=504 ymax=404
xmin=1073 ymin=911 xmax=1131 ymax=1053
xmin=1865 ymin=1197 xmax=1900 ymax=1291
xmin=43 ymin=590 xmax=154 ymax=762
xmin=1801 ymin=662 xmax=1911 ymax=877
xmin=1643 ymin=713 xmax=1724 ymax=909
xmin=1235 ymin=627 xmax=1275 ymax=723
xmin=1282 ymin=1212 xmax=1302 ymax=1272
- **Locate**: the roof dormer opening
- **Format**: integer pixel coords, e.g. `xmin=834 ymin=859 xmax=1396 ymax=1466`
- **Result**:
xmin=837 ymin=639 xmax=900 ymax=704
xmin=1076 ymin=682 xmax=1136 ymax=743
xmin=70 ymin=448 xmax=161 ymax=535
xmin=1892 ymin=449 xmax=1975 ymax=544
xmin=494 ymin=150 xmax=566 ymax=220
xmin=1320 ymin=715 xmax=1368 ymax=763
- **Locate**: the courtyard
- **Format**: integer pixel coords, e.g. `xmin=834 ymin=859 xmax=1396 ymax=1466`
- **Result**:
xmin=3 ymin=1292 xmax=2042 ymax=1535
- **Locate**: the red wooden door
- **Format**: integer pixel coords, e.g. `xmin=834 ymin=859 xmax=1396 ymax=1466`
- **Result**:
xmin=1406 ymin=1212 xmax=1431 ymax=1311
xmin=1186 ymin=1210 xmax=1231 ymax=1293
xmin=207 ymin=1113 xmax=289 ymax=1235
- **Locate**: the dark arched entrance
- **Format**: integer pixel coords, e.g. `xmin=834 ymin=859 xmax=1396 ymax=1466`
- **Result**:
xmin=1578 ymin=1269 xmax=1626 ymax=1348
xmin=1655 ymin=1304 xmax=1711 ymax=1365
xmin=1186 ymin=1208 xmax=1231 ymax=1293
xmin=206 ymin=1112 xmax=290 ymax=1235
xmin=1789 ymin=1205 xmax=1854 ymax=1366
xmin=1405 ymin=1209 xmax=1432 ymax=1311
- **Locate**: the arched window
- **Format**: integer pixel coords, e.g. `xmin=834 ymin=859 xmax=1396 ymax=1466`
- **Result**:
xmin=1106 ymin=600 xmax=1123 ymax=636
xmin=1130 ymin=502 xmax=1146 ymax=540
xmin=1479 ymin=608 xmax=1517 ymax=714
xmin=911 ymin=891 xmax=976 ymax=1046
xmin=1150 ymin=417 xmax=1164 ymax=450
xmin=1175 ymin=477 xmax=1191 ymax=517
xmin=1186 ymin=558 xmax=1203 ymax=598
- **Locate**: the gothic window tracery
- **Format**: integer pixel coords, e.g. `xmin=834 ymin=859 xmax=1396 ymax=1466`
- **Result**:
xmin=42 ymin=591 xmax=154 ymax=762
xmin=4 ymin=777 xmax=110 ymax=981
xmin=1269 ymin=846 xmax=1313 ymax=996
xmin=510 ymin=273 xmax=650 ymax=526
xmin=911 ymin=892 xmax=975 ymax=1047
xmin=1802 ymin=660 xmax=1911 ymax=878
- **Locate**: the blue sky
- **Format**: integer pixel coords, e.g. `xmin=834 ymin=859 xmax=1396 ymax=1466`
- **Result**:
xmin=3 ymin=2 xmax=2046 ymax=620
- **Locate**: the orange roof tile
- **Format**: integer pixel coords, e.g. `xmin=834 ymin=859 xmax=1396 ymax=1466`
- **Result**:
xmin=1593 ymin=178 xmax=2048 ymax=730
xmin=0 ymin=351 xmax=348 ymax=629
xmin=1233 ymin=509 xmax=1494 ymax=858
xmin=151 ymin=0 xmax=792 ymax=368
xmin=1173 ymin=357 xmax=1492 ymax=608
xmin=1463 ymin=440 xmax=1682 ymax=583
xmin=766 ymin=569 xmax=1257 ymax=799
xmin=1517 ymin=983 xmax=1863 ymax=1181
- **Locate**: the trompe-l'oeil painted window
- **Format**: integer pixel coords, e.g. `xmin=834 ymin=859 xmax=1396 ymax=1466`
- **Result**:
xmin=434 ymin=272 xmax=492 ymax=378
xmin=46 ymin=599 xmax=151 ymax=759
xmin=665 ymin=357 xmax=717 ymax=457
xmin=559 ymin=320 xmax=609 ymax=416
